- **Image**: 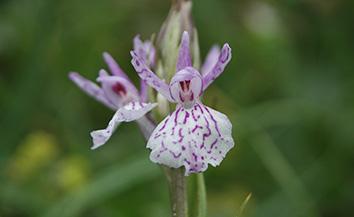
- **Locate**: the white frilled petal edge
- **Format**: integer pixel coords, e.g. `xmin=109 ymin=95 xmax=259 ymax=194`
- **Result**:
xmin=147 ymin=103 xmax=234 ymax=176
xmin=90 ymin=102 xmax=157 ymax=150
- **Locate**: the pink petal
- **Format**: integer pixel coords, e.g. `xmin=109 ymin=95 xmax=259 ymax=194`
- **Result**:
xmin=201 ymin=45 xmax=220 ymax=75
xmin=130 ymin=51 xmax=175 ymax=102
xmin=202 ymin=43 xmax=232 ymax=91
xmin=68 ymin=72 xmax=116 ymax=110
xmin=102 ymin=52 xmax=131 ymax=81
xmin=97 ymin=69 xmax=140 ymax=107
xmin=176 ymin=31 xmax=192 ymax=71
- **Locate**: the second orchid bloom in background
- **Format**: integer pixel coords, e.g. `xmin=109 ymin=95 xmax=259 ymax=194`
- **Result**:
xmin=69 ymin=36 xmax=157 ymax=149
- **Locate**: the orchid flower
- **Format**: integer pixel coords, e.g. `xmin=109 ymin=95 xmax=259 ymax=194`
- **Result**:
xmin=131 ymin=31 xmax=235 ymax=175
xmin=68 ymin=36 xmax=157 ymax=150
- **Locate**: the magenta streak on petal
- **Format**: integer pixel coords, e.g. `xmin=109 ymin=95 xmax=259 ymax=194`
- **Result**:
xmin=169 ymin=150 xmax=182 ymax=158
xmin=195 ymin=104 xmax=204 ymax=114
xmin=156 ymin=141 xmax=168 ymax=158
xmin=204 ymin=107 xmax=221 ymax=137
xmin=191 ymin=125 xmax=203 ymax=133
xmin=171 ymin=107 xmax=181 ymax=136
xmin=183 ymin=111 xmax=190 ymax=124
xmin=158 ymin=116 xmax=170 ymax=132
xmin=154 ymin=134 xmax=161 ymax=139
xmin=191 ymin=109 xmax=198 ymax=121
xmin=200 ymin=116 xmax=211 ymax=149
xmin=208 ymin=139 xmax=218 ymax=154
xmin=177 ymin=128 xmax=184 ymax=143
xmin=179 ymin=92 xmax=184 ymax=102
xmin=192 ymin=152 xmax=198 ymax=162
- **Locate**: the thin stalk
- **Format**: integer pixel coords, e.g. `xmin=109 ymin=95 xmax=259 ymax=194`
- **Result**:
xmin=163 ymin=167 xmax=188 ymax=217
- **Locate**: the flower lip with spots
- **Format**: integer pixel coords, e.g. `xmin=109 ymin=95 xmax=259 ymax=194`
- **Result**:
xmin=69 ymin=36 xmax=157 ymax=150
xmin=131 ymin=31 xmax=234 ymax=175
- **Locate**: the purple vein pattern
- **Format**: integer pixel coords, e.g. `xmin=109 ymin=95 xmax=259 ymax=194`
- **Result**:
xmin=148 ymin=103 xmax=233 ymax=175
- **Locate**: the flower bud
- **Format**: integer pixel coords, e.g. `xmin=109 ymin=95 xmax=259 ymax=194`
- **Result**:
xmin=156 ymin=0 xmax=200 ymax=82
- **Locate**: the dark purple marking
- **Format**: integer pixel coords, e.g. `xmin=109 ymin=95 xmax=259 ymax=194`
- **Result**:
xmin=207 ymin=139 xmax=218 ymax=154
xmin=191 ymin=109 xmax=198 ymax=121
xmin=192 ymin=153 xmax=198 ymax=162
xmin=171 ymin=108 xmax=181 ymax=135
xmin=159 ymin=141 xmax=168 ymax=153
xmin=169 ymin=150 xmax=182 ymax=158
xmin=178 ymin=128 xmax=184 ymax=143
xmin=195 ymin=104 xmax=204 ymax=114
xmin=200 ymin=142 xmax=205 ymax=149
xmin=190 ymin=92 xmax=194 ymax=101
xmin=202 ymin=117 xmax=212 ymax=143
xmin=183 ymin=111 xmax=190 ymax=124
xmin=154 ymin=133 xmax=161 ymax=139
xmin=140 ymin=68 xmax=149 ymax=76
xmin=158 ymin=116 xmax=170 ymax=132
xmin=152 ymin=80 xmax=161 ymax=88
xmin=184 ymin=159 xmax=191 ymax=165
xmin=179 ymin=92 xmax=184 ymax=102
xmin=112 ymin=82 xmax=127 ymax=96
xmin=204 ymin=107 xmax=221 ymax=137
xmin=192 ymin=125 xmax=202 ymax=133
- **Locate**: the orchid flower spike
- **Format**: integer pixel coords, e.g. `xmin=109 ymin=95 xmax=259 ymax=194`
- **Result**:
xmin=69 ymin=37 xmax=157 ymax=150
xmin=131 ymin=31 xmax=234 ymax=175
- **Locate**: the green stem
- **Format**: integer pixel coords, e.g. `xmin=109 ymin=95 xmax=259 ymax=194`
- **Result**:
xmin=196 ymin=173 xmax=207 ymax=217
xmin=163 ymin=167 xmax=188 ymax=217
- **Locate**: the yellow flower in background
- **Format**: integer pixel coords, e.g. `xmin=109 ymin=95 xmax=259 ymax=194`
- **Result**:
xmin=7 ymin=131 xmax=59 ymax=182
xmin=55 ymin=155 xmax=89 ymax=192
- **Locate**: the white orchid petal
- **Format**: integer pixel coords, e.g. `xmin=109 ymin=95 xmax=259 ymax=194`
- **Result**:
xmin=147 ymin=103 xmax=234 ymax=175
xmin=91 ymin=102 xmax=157 ymax=150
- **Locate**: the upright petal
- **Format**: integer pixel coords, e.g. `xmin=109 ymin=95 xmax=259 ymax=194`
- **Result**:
xmin=148 ymin=103 xmax=234 ymax=175
xmin=201 ymin=45 xmax=220 ymax=75
xmin=103 ymin=52 xmax=131 ymax=81
xmin=97 ymin=69 xmax=140 ymax=107
xmin=176 ymin=31 xmax=192 ymax=71
xmin=202 ymin=43 xmax=232 ymax=91
xmin=90 ymin=102 xmax=157 ymax=149
xmin=133 ymin=35 xmax=156 ymax=67
xmin=68 ymin=72 xmax=116 ymax=110
xmin=131 ymin=51 xmax=175 ymax=102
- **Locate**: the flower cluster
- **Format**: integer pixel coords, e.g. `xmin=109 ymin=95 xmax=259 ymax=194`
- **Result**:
xmin=69 ymin=31 xmax=234 ymax=175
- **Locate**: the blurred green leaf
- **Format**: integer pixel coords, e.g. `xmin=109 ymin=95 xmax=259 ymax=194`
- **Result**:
xmin=42 ymin=155 xmax=159 ymax=217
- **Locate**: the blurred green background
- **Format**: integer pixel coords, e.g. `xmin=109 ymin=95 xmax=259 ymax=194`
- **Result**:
xmin=1 ymin=0 xmax=354 ymax=216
